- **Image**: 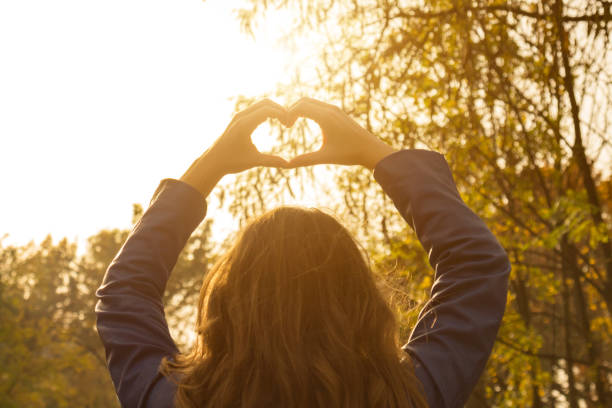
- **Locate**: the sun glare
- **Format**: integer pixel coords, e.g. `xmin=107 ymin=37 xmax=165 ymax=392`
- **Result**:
xmin=0 ymin=0 xmax=308 ymax=248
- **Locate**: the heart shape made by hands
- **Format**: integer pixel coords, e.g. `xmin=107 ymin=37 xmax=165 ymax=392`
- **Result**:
xmin=250 ymin=116 xmax=322 ymax=163
xmin=237 ymin=97 xmax=387 ymax=169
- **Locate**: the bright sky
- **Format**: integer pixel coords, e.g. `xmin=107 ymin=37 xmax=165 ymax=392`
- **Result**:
xmin=0 ymin=0 xmax=306 ymax=248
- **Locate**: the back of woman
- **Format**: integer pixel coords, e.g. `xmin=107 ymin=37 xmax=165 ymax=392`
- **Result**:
xmin=162 ymin=206 xmax=427 ymax=407
xmin=95 ymin=98 xmax=510 ymax=408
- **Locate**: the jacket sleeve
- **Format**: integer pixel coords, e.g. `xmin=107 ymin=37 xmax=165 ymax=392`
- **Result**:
xmin=95 ymin=178 xmax=207 ymax=408
xmin=373 ymin=150 xmax=511 ymax=408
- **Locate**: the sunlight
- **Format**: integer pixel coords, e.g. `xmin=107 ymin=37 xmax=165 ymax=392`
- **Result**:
xmin=0 ymin=0 xmax=309 ymax=248
xmin=2 ymin=2 xmax=610 ymax=406
xmin=251 ymin=122 xmax=278 ymax=153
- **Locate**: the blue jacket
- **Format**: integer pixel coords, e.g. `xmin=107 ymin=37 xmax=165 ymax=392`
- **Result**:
xmin=96 ymin=149 xmax=511 ymax=407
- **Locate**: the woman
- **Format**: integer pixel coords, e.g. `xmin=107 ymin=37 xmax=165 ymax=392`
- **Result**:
xmin=95 ymin=98 xmax=511 ymax=407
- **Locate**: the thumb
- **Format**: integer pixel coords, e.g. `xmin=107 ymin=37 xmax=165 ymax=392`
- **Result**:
xmin=288 ymin=150 xmax=329 ymax=168
xmin=257 ymin=153 xmax=290 ymax=168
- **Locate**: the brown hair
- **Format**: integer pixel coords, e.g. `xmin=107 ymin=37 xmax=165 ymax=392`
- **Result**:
xmin=161 ymin=206 xmax=428 ymax=407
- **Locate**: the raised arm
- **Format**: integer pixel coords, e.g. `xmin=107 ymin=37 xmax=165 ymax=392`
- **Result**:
xmin=287 ymin=98 xmax=511 ymax=408
xmin=95 ymin=179 xmax=206 ymax=408
xmin=95 ymin=100 xmax=291 ymax=407
xmin=374 ymin=150 xmax=510 ymax=408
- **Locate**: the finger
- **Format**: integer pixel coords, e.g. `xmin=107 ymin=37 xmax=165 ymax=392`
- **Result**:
xmin=239 ymin=98 xmax=285 ymax=116
xmin=285 ymin=114 xmax=297 ymax=127
xmin=257 ymin=153 xmax=290 ymax=168
xmin=239 ymin=105 xmax=289 ymax=130
xmin=287 ymin=97 xmax=336 ymax=123
xmin=231 ymin=99 xmax=288 ymax=126
xmin=287 ymin=150 xmax=329 ymax=168
xmin=290 ymin=97 xmax=339 ymax=111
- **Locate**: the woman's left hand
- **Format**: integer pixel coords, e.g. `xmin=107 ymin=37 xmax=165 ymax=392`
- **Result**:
xmin=180 ymin=99 xmax=290 ymax=196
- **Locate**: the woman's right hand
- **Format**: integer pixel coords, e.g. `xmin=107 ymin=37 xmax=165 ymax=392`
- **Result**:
xmin=287 ymin=97 xmax=397 ymax=170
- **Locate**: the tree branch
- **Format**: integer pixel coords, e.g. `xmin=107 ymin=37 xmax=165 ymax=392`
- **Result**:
xmin=395 ymin=4 xmax=612 ymax=23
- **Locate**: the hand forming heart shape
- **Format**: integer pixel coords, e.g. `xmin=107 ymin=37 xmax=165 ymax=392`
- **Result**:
xmin=180 ymin=98 xmax=396 ymax=196
xmin=225 ymin=98 xmax=395 ymax=171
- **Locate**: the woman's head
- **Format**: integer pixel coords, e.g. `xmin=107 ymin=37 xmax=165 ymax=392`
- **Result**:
xmin=162 ymin=206 xmax=428 ymax=407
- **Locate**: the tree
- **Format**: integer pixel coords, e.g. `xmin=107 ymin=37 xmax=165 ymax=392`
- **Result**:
xmin=0 ymin=205 xmax=217 ymax=407
xmin=0 ymin=235 xmax=119 ymax=407
xmin=219 ymin=0 xmax=612 ymax=405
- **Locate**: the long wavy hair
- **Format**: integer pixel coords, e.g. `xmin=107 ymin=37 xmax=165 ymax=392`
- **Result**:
xmin=161 ymin=206 xmax=428 ymax=407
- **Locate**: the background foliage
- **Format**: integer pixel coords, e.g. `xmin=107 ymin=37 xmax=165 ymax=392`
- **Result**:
xmin=226 ymin=0 xmax=612 ymax=405
xmin=0 ymin=209 xmax=215 ymax=408
xmin=1 ymin=0 xmax=610 ymax=406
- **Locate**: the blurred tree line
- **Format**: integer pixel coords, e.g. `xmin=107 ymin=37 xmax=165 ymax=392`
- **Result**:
xmin=1 ymin=0 xmax=610 ymax=406
xmin=0 ymin=211 xmax=216 ymax=407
